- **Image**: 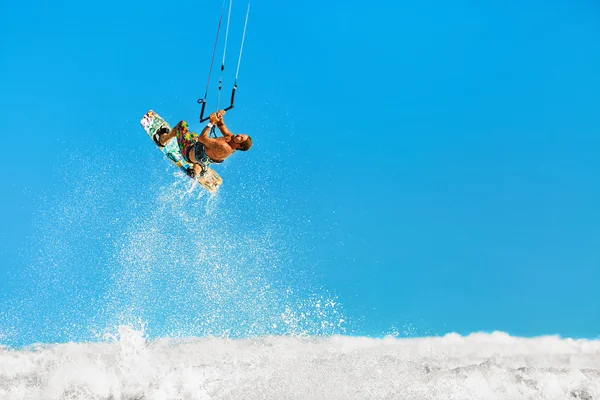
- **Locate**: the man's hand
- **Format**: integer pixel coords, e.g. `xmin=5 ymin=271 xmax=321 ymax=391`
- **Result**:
xmin=209 ymin=110 xmax=226 ymax=124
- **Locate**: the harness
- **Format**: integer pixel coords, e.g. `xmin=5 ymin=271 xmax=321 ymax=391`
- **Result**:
xmin=185 ymin=142 xmax=224 ymax=166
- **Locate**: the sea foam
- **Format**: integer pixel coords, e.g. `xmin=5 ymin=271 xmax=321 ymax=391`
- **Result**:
xmin=1 ymin=327 xmax=598 ymax=400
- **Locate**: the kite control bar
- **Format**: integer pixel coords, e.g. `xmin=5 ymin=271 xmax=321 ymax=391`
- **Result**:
xmin=198 ymin=84 xmax=237 ymax=123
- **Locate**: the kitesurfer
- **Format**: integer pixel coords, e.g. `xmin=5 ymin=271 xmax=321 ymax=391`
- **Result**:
xmin=153 ymin=110 xmax=252 ymax=177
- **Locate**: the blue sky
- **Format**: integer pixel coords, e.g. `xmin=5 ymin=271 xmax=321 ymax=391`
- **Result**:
xmin=1 ymin=0 xmax=599 ymax=345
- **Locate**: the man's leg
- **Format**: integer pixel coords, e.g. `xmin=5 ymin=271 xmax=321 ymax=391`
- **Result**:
xmin=156 ymin=120 xmax=192 ymax=146
xmin=170 ymin=121 xmax=202 ymax=165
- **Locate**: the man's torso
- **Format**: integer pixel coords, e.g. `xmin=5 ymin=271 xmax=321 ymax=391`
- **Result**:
xmin=204 ymin=137 xmax=234 ymax=161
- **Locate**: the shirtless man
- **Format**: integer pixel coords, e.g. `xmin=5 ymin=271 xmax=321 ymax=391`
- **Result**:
xmin=153 ymin=110 xmax=252 ymax=177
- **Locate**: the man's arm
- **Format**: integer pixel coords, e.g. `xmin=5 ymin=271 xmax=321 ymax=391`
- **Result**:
xmin=197 ymin=110 xmax=225 ymax=145
xmin=198 ymin=124 xmax=214 ymax=143
xmin=210 ymin=109 xmax=232 ymax=139
xmin=216 ymin=119 xmax=234 ymax=139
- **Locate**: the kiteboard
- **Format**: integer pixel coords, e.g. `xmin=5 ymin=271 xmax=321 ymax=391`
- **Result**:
xmin=140 ymin=110 xmax=223 ymax=193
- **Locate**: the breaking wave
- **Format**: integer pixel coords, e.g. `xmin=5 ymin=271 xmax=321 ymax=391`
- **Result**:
xmin=1 ymin=328 xmax=599 ymax=400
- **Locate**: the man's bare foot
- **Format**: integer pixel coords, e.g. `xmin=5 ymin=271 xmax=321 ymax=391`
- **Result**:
xmin=192 ymin=164 xmax=205 ymax=177
xmin=153 ymin=127 xmax=173 ymax=147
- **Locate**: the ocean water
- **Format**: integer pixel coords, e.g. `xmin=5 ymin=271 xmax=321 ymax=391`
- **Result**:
xmin=1 ymin=328 xmax=599 ymax=400
xmin=0 ymin=157 xmax=346 ymax=345
xmin=1 ymin=154 xmax=599 ymax=399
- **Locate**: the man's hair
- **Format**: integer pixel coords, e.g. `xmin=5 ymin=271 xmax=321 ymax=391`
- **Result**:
xmin=238 ymin=136 xmax=253 ymax=151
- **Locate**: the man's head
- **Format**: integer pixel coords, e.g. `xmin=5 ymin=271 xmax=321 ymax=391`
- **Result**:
xmin=233 ymin=134 xmax=252 ymax=151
